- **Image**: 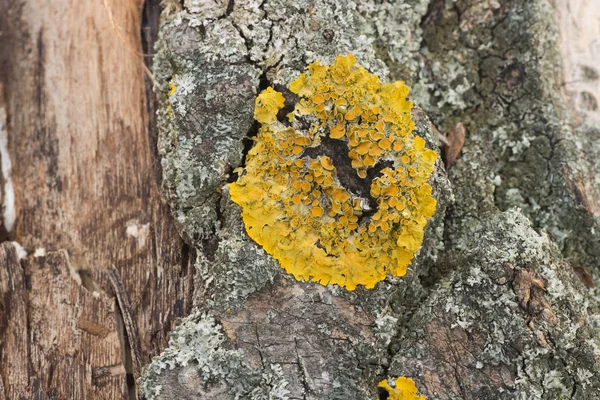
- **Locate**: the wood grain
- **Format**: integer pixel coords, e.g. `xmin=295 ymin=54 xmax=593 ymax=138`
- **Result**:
xmin=0 ymin=0 xmax=193 ymax=397
xmin=0 ymin=243 xmax=126 ymax=398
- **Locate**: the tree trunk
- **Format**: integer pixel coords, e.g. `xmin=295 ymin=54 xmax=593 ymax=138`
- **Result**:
xmin=1 ymin=0 xmax=599 ymax=399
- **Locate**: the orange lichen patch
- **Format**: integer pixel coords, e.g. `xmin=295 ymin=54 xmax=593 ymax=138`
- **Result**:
xmin=229 ymin=54 xmax=437 ymax=290
xmin=330 ymin=124 xmax=346 ymax=139
xmin=313 ymin=94 xmax=325 ymax=104
xmin=310 ymin=206 xmax=324 ymax=217
xmin=320 ymin=156 xmax=335 ymax=171
xmin=378 ymin=377 xmax=427 ymax=400
xmin=378 ymin=138 xmax=392 ymax=150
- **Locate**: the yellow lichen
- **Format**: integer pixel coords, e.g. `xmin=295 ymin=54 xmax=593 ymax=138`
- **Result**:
xmin=168 ymin=83 xmax=176 ymax=97
xmin=229 ymin=54 xmax=437 ymax=290
xmin=254 ymin=87 xmax=286 ymax=124
xmin=378 ymin=377 xmax=426 ymax=400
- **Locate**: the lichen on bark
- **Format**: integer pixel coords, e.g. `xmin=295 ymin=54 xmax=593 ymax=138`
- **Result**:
xmin=411 ymin=0 xmax=600 ymax=283
xmin=142 ymin=0 xmax=600 ymax=398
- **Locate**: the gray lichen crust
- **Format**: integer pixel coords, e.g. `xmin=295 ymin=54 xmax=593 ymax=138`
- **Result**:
xmin=143 ymin=0 xmax=600 ymax=398
xmin=411 ymin=0 xmax=600 ymax=281
xmin=389 ymin=209 xmax=600 ymax=399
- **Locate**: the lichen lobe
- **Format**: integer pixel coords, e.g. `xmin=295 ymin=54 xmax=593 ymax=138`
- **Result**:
xmin=229 ymin=54 xmax=438 ymax=290
xmin=379 ymin=376 xmax=427 ymax=400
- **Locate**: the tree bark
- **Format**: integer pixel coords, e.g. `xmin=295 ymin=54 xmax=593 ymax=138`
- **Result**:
xmin=1 ymin=0 xmax=599 ymax=399
xmin=140 ymin=0 xmax=600 ymax=399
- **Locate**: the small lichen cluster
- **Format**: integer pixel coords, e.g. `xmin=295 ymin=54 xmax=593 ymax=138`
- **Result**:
xmin=139 ymin=313 xmax=242 ymax=399
xmin=229 ymin=54 xmax=437 ymax=290
xmin=378 ymin=377 xmax=426 ymax=400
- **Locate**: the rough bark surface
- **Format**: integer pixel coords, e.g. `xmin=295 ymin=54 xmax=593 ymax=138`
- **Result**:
xmin=141 ymin=0 xmax=600 ymax=399
xmin=0 ymin=0 xmax=193 ymax=398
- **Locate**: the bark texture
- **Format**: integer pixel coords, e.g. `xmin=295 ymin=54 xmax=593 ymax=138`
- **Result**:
xmin=142 ymin=0 xmax=600 ymax=399
xmin=0 ymin=0 xmax=598 ymax=399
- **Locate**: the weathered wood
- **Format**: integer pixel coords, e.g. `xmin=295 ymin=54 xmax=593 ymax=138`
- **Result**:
xmin=0 ymin=242 xmax=125 ymax=398
xmin=0 ymin=0 xmax=192 ymax=397
xmin=0 ymin=243 xmax=31 ymax=398
xmin=109 ymin=267 xmax=143 ymax=381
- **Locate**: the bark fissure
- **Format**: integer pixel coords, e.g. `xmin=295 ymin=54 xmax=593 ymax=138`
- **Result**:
xmin=294 ymin=338 xmax=308 ymax=400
